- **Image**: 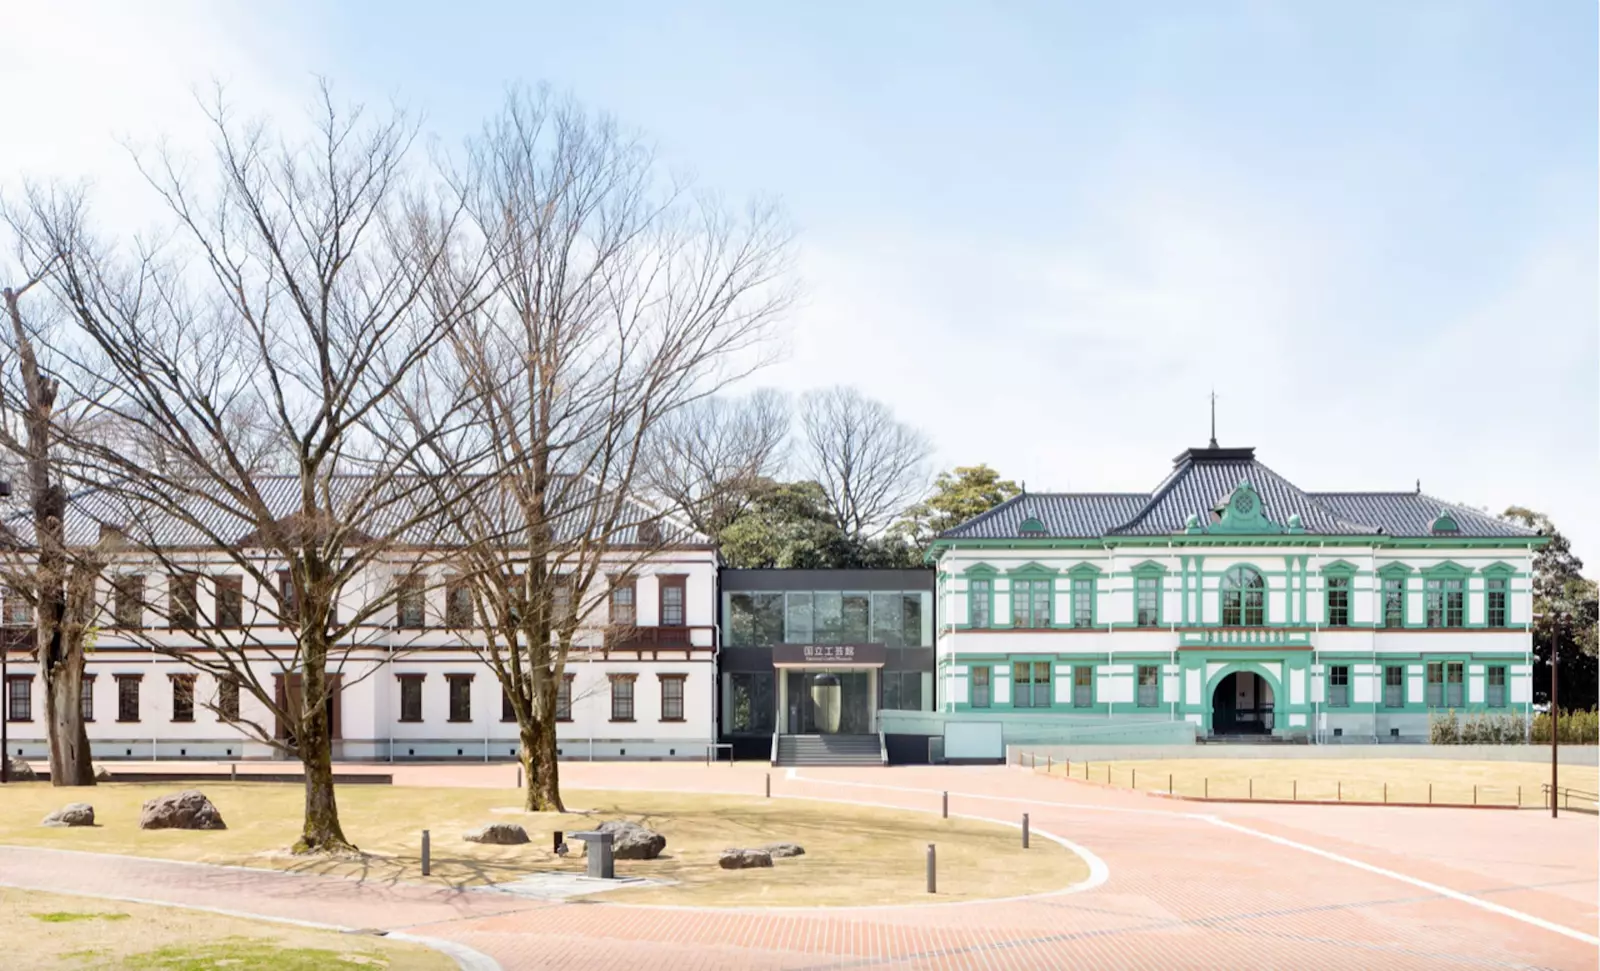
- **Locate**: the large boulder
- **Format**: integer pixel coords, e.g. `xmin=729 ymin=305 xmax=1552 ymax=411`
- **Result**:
xmin=719 ymin=848 xmax=773 ymax=870
xmin=463 ymin=823 xmax=529 ymax=845
xmin=41 ymin=803 xmax=95 ymax=828
xmin=582 ymin=820 xmax=666 ymax=860
xmin=763 ymin=842 xmax=805 ymax=859
xmin=139 ymin=790 xmax=226 ymax=830
xmin=6 ymin=757 xmax=36 ymax=781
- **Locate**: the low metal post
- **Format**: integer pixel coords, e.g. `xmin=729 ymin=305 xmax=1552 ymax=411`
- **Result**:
xmin=1248 ymin=778 xmax=1253 ymax=800
xmin=1047 ymin=755 xmax=1052 ymax=773
xmin=1031 ymin=753 xmax=1037 ymax=770
xmin=1293 ymin=779 xmax=1297 ymax=802
xmin=1168 ymin=773 xmax=1173 ymax=796
xmin=926 ymin=843 xmax=936 ymax=894
xmin=765 ymin=773 xmax=771 ymax=798
xmin=421 ymin=830 xmax=431 ymax=877
xmin=1473 ymin=785 xmax=1477 ymax=806
xmin=1022 ymin=813 xmax=1030 ymax=849
xmin=942 ymin=791 xmax=948 ymax=819
xmin=1204 ymin=777 xmax=1209 ymax=799
xmin=1383 ymin=783 xmax=1387 ymax=804
xmin=1132 ymin=768 xmax=1137 ymax=790
xmin=1518 ymin=785 xmax=1522 ymax=807
xmin=1106 ymin=764 xmax=1111 ymax=784
xmin=1428 ymin=783 xmax=1433 ymax=805
xmin=516 ymin=764 xmax=522 ymax=789
xmin=230 ymin=763 xmax=237 ymax=783
xmin=1337 ymin=780 xmax=1342 ymax=802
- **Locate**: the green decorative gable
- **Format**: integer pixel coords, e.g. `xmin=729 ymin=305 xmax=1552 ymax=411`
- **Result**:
xmin=1007 ymin=561 xmax=1057 ymax=577
xmin=1017 ymin=517 xmax=1048 ymax=535
xmin=1430 ymin=512 xmax=1460 ymax=534
xmin=1422 ymin=560 xmax=1472 ymax=578
xmin=1066 ymin=562 xmax=1103 ymax=578
xmin=1205 ymin=481 xmax=1285 ymax=535
xmin=1480 ymin=561 xmax=1515 ymax=576
xmin=963 ymin=562 xmax=999 ymax=577
xmin=1377 ymin=561 xmax=1414 ymax=577
xmin=1130 ymin=559 xmax=1168 ymax=575
xmin=1320 ymin=559 xmax=1358 ymax=576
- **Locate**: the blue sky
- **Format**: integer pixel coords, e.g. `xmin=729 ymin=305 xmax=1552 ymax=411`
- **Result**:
xmin=4 ymin=1 xmax=1596 ymax=560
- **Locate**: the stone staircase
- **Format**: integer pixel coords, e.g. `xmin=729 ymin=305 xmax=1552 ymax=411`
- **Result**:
xmin=773 ymin=734 xmax=884 ymax=767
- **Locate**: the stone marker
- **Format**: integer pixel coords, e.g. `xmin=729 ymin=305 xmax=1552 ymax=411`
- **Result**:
xmin=41 ymin=803 xmax=95 ymax=828
xmin=762 ymin=842 xmax=805 ymax=858
xmin=94 ymin=765 xmax=113 ymax=781
xmin=463 ymin=822 xmax=530 ymax=845
xmin=7 ymin=757 xmax=36 ymax=781
xmin=719 ymin=848 xmax=773 ymax=869
xmin=139 ymin=790 xmax=226 ymax=830
xmin=581 ymin=820 xmax=665 ymax=860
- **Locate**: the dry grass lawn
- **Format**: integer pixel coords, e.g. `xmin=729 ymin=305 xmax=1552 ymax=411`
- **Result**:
xmin=1044 ymin=757 xmax=1600 ymax=808
xmin=0 ymin=888 xmax=452 ymax=970
xmin=0 ymin=782 xmax=1085 ymax=906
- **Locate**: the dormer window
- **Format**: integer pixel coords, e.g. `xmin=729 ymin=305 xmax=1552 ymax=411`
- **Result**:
xmin=1017 ymin=517 xmax=1047 ymax=536
xmin=1430 ymin=512 xmax=1459 ymax=534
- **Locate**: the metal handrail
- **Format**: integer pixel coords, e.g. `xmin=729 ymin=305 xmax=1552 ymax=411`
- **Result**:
xmin=1541 ymin=782 xmax=1599 ymax=812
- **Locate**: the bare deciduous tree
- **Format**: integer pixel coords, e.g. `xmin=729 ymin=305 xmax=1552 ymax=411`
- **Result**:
xmin=17 ymin=84 xmax=484 ymax=852
xmin=418 ymin=87 xmax=795 ymax=812
xmin=643 ymin=389 xmax=789 ymax=538
xmin=798 ymin=386 xmax=931 ymax=541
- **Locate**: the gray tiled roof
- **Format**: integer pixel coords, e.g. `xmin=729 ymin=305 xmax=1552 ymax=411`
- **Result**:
xmin=937 ymin=447 xmax=1538 ymax=541
xmin=2 ymin=475 xmax=710 ymax=550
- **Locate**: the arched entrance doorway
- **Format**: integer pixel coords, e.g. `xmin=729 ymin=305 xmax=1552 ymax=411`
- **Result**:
xmin=1211 ymin=672 xmax=1275 ymax=735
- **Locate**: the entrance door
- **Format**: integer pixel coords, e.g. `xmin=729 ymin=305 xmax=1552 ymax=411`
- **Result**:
xmin=1211 ymin=672 xmax=1273 ymax=735
xmin=786 ymin=671 xmax=872 ymax=734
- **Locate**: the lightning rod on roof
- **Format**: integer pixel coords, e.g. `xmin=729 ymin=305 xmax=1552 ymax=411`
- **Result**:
xmin=1415 ymin=479 xmax=1421 ymax=494
xmin=1208 ymin=389 xmax=1219 ymax=449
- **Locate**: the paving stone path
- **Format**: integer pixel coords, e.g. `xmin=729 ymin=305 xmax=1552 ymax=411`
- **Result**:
xmin=3 ymin=761 xmax=1595 ymax=969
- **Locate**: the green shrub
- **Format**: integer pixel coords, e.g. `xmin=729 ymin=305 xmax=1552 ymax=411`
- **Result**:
xmin=1531 ymin=709 xmax=1600 ymax=745
xmin=1430 ymin=710 xmax=1529 ymax=744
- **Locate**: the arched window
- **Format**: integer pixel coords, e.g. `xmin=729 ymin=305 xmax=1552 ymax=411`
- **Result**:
xmin=1221 ymin=566 xmax=1265 ymax=626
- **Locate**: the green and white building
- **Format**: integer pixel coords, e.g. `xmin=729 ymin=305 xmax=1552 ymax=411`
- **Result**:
xmin=930 ymin=444 xmax=1544 ymax=742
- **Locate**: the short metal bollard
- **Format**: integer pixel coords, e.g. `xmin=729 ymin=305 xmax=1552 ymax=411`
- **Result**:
xmin=230 ymin=763 xmax=237 ymax=782
xmin=517 ymin=764 xmax=523 ymax=789
xmin=570 ymin=831 xmax=615 ymax=879
xmin=942 ymin=791 xmax=948 ymax=819
xmin=765 ymin=773 xmax=771 ymax=798
xmin=553 ymin=830 xmax=565 ymax=855
xmin=926 ymin=843 xmax=936 ymax=893
xmin=1022 ymin=813 xmax=1030 ymax=849
xmin=421 ymin=829 xmax=431 ymax=876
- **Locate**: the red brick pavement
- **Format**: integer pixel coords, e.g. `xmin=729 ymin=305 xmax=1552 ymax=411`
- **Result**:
xmin=3 ymin=761 xmax=1596 ymax=969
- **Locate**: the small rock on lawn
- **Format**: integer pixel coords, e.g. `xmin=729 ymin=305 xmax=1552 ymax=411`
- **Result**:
xmin=464 ymin=823 xmax=530 ymax=845
xmin=763 ymin=842 xmax=804 ymax=858
xmin=42 ymin=803 xmax=95 ymax=828
xmin=139 ymin=790 xmax=226 ymax=830
xmin=719 ymin=849 xmax=773 ymax=869
xmin=6 ymin=757 xmax=36 ymax=781
xmin=94 ymin=765 xmax=113 ymax=781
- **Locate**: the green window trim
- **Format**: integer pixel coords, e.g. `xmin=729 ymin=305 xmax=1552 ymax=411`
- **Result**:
xmin=1380 ymin=576 xmax=1405 ymax=628
xmin=1221 ymin=564 xmax=1266 ymax=626
xmin=1011 ymin=578 xmax=1053 ymax=628
xmin=1135 ymin=575 xmax=1161 ymax=627
xmin=1321 ymin=562 xmax=1355 ymax=629
xmin=968 ymin=577 xmax=993 ymax=629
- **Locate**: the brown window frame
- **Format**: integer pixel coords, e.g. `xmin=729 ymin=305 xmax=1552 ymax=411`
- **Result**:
xmin=113 ymin=573 xmax=146 ymax=629
xmin=6 ymin=673 xmax=33 ymax=722
xmin=213 ymin=575 xmax=244 ymax=629
xmin=445 ymin=576 xmax=474 ymax=628
xmin=396 ymin=574 xmax=427 ymax=630
xmin=658 ymin=673 xmax=686 ymax=722
xmin=276 ymin=568 xmax=300 ymax=627
xmin=609 ymin=577 xmax=636 ymax=628
xmin=397 ymin=674 xmax=425 ymax=723
xmin=169 ymin=575 xmax=198 ymax=630
xmin=116 ymin=673 xmax=143 ymax=723
xmin=556 ymin=674 xmax=575 ymax=722
xmin=217 ymin=677 xmax=240 ymax=722
xmin=658 ymin=575 xmax=687 ymax=627
xmin=81 ymin=673 xmax=95 ymax=723
xmin=171 ymin=673 xmax=196 ymax=722
xmin=446 ymin=673 xmax=473 ymax=723
xmin=608 ymin=673 xmax=636 ymax=722
xmin=2 ymin=587 xmax=32 ymax=627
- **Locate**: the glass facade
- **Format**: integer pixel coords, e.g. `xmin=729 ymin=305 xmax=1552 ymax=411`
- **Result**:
xmin=725 ymin=589 xmax=931 ymax=647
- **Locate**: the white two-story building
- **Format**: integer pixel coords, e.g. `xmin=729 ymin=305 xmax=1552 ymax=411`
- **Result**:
xmin=931 ymin=444 xmax=1543 ymax=742
xmin=2 ymin=477 xmax=719 ymax=762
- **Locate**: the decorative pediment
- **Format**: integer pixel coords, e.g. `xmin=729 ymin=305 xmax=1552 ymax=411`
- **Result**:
xmin=1376 ymin=561 xmax=1414 ymax=576
xmin=1205 ymin=481 xmax=1285 ymax=535
xmin=1066 ymin=562 xmax=1103 ymax=578
xmin=1129 ymin=559 xmax=1168 ymax=575
xmin=963 ymin=562 xmax=999 ymax=577
xmin=1422 ymin=560 xmax=1472 ymax=578
xmin=1007 ymin=561 xmax=1058 ymax=577
xmin=1320 ymin=559 xmax=1359 ymax=575
xmin=1479 ymin=561 xmax=1516 ymax=576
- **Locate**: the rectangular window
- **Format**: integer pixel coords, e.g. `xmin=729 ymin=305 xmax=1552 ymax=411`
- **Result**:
xmin=447 ymin=674 xmax=472 ymax=722
xmin=970 ymin=666 xmax=991 ymax=708
xmin=1445 ymin=661 xmax=1464 ymax=707
xmin=551 ymin=576 xmax=575 ymax=628
xmin=1137 ymin=665 xmax=1159 ymax=708
xmin=3 ymin=588 xmax=31 ymax=626
xmin=610 ymin=580 xmax=635 ymax=627
xmin=659 ymin=576 xmax=686 ymax=627
xmin=782 ymin=592 xmax=812 ymax=644
xmin=901 ymin=592 xmax=923 ymax=647
xmin=1384 ymin=665 xmax=1403 ymax=708
xmin=6 ymin=675 xmax=31 ymax=722
xmin=1487 ymin=666 xmax=1506 ymax=708
xmin=218 ymin=678 xmax=239 ymax=721
xmin=81 ymin=676 xmax=95 ymax=722
xmin=113 ymin=574 xmax=145 ymax=629
xmin=396 ymin=575 xmax=426 ymax=629
xmin=728 ymin=671 xmax=772 ymax=732
xmin=1073 ymin=666 xmax=1093 ymax=708
xmin=841 ymin=593 xmax=869 ymax=642
xmin=1135 ymin=576 xmax=1159 ymax=627
xmin=968 ymin=579 xmax=991 ymax=628
xmin=1425 ymin=578 xmax=1464 ymax=628
xmin=1426 ymin=662 xmax=1444 ymax=707
xmin=1011 ymin=579 xmax=1051 ymax=628
xmin=660 ymin=675 xmax=685 ymax=721
xmin=610 ymin=675 xmax=635 ymax=721
xmin=1486 ymin=578 xmax=1507 ymax=628
xmin=398 ymin=675 xmax=424 ymax=723
xmin=117 ymin=675 xmax=141 ymax=722
xmin=169 ymin=575 xmax=198 ymax=630
xmin=1328 ymin=665 xmax=1349 ymax=707
xmin=213 ymin=576 xmax=243 ymax=629
xmin=1010 ymin=661 xmax=1052 ymax=708
xmin=171 ymin=675 xmax=195 ymax=722
xmin=501 ymin=685 xmax=515 ymax=722
xmin=446 ymin=577 xmax=474 ymax=628
xmin=882 ymin=671 xmax=923 ymax=711
xmin=1071 ymin=578 xmax=1093 ymax=628
xmin=1382 ymin=577 xmax=1404 ymax=628
xmin=1325 ymin=575 xmax=1350 ymax=628
xmin=556 ymin=675 xmax=574 ymax=722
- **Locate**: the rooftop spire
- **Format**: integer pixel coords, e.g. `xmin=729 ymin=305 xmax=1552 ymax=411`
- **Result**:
xmin=1208 ymin=389 xmax=1219 ymax=449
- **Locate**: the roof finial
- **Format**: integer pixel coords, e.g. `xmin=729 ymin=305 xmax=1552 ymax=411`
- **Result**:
xmin=1415 ymin=478 xmax=1421 ymax=495
xmin=1208 ymin=389 xmax=1219 ymax=449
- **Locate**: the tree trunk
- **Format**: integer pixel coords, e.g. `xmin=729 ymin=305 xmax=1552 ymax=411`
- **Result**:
xmin=291 ymin=661 xmax=354 ymax=855
xmin=523 ymin=717 xmax=564 ymax=813
xmin=43 ymin=651 xmax=92 ymax=786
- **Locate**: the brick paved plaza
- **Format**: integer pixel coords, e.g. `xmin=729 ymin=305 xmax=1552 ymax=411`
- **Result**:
xmin=2 ymin=761 xmax=1595 ymax=969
